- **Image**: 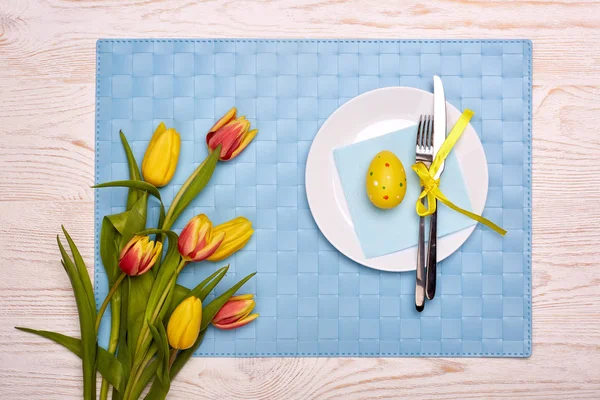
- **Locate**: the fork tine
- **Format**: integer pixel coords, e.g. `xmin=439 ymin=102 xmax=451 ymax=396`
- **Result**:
xmin=426 ymin=115 xmax=433 ymax=150
xmin=416 ymin=115 xmax=423 ymax=147
xmin=423 ymin=115 xmax=428 ymax=148
xmin=427 ymin=115 xmax=433 ymax=149
xmin=422 ymin=116 xmax=428 ymax=149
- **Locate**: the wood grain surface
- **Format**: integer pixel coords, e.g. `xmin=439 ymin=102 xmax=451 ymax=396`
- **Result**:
xmin=1 ymin=0 xmax=600 ymax=398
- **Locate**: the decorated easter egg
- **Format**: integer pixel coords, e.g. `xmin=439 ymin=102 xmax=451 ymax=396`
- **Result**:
xmin=366 ymin=150 xmax=407 ymax=209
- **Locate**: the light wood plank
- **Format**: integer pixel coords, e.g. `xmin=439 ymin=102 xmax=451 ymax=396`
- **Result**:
xmin=1 ymin=0 xmax=600 ymax=398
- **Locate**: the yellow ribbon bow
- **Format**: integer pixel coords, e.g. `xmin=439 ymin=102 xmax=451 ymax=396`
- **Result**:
xmin=411 ymin=109 xmax=507 ymax=236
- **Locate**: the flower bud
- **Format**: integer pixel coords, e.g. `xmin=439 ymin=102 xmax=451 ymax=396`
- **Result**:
xmin=142 ymin=122 xmax=181 ymax=187
xmin=178 ymin=214 xmax=225 ymax=262
xmin=212 ymin=294 xmax=259 ymax=330
xmin=206 ymin=107 xmax=257 ymax=161
xmin=119 ymin=235 xmax=162 ymax=276
xmin=167 ymin=296 xmax=202 ymax=350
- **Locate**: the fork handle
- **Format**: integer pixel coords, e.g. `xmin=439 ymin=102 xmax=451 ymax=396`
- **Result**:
xmin=415 ymin=193 xmax=426 ymax=312
xmin=426 ymin=204 xmax=437 ymax=300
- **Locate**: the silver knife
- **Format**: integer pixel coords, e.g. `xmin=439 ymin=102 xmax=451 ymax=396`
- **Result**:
xmin=426 ymin=76 xmax=446 ymax=300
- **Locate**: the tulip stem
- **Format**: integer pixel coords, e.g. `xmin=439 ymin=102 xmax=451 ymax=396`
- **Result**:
xmin=129 ymin=258 xmax=188 ymax=394
xmin=124 ymin=345 xmax=156 ymax=400
xmin=169 ymin=348 xmax=178 ymax=369
xmin=95 ymin=272 xmax=126 ymax=333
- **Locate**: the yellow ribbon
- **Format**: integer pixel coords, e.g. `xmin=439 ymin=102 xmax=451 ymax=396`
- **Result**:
xmin=411 ymin=109 xmax=507 ymax=236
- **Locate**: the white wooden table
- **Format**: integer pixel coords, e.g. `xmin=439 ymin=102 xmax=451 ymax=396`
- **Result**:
xmin=1 ymin=0 xmax=600 ymax=398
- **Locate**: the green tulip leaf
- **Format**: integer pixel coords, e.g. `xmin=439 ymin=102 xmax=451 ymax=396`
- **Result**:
xmin=15 ymin=327 xmax=126 ymax=393
xmin=146 ymin=330 xmax=206 ymax=400
xmin=162 ymin=145 xmax=220 ymax=230
xmin=106 ymin=211 xmax=130 ymax=236
xmin=120 ymin=131 xmax=143 ymax=210
xmin=127 ymin=272 xmax=154 ymax=362
xmin=120 ymin=191 xmax=149 ymax=250
xmin=94 ymin=180 xmax=165 ymax=232
xmin=100 ymin=216 xmax=122 ymax=284
xmin=94 ymin=180 xmax=161 ymax=204
xmin=113 ymin=278 xmax=131 ymax=400
xmin=133 ymin=358 xmax=158 ymax=400
xmin=167 ymin=265 xmax=229 ymax=318
xmin=149 ymin=270 xmax=256 ymax=398
xmin=131 ymin=229 xmax=181 ymax=361
xmin=193 ymin=265 xmax=229 ymax=301
xmin=148 ymin=321 xmax=170 ymax=390
xmin=61 ymin=226 xmax=96 ymax=322
xmin=57 ymin=235 xmax=97 ymax=399
xmin=201 ymin=272 xmax=257 ymax=331
xmin=138 ymin=229 xmax=180 ymax=315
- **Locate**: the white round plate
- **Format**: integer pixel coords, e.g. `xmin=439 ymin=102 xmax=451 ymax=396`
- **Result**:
xmin=305 ymin=87 xmax=488 ymax=272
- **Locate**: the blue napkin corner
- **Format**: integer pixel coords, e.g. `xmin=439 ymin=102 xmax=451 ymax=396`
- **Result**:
xmin=333 ymin=125 xmax=477 ymax=259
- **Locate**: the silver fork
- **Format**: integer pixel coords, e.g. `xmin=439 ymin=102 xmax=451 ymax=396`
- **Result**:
xmin=415 ymin=115 xmax=434 ymax=312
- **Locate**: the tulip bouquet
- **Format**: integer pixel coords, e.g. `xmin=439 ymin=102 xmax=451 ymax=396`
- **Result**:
xmin=17 ymin=108 xmax=259 ymax=399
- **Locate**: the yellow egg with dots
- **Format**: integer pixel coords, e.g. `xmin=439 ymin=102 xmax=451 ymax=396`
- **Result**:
xmin=366 ymin=150 xmax=407 ymax=209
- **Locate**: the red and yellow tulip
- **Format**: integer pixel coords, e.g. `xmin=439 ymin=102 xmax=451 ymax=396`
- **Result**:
xmin=206 ymin=107 xmax=258 ymax=161
xmin=212 ymin=294 xmax=259 ymax=330
xmin=178 ymin=214 xmax=225 ymax=262
xmin=119 ymin=235 xmax=163 ymax=276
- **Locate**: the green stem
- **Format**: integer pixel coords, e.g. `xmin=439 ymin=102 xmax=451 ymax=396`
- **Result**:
xmin=134 ymin=259 xmax=187 ymax=356
xmin=162 ymin=182 xmax=188 ymax=230
xmin=124 ymin=346 xmax=156 ymax=400
xmin=95 ymin=272 xmax=126 ymax=333
xmin=99 ymin=289 xmax=122 ymax=400
xmin=161 ymin=147 xmax=220 ymax=230
xmin=168 ymin=348 xmax=178 ymax=369
xmin=127 ymin=259 xmax=187 ymax=398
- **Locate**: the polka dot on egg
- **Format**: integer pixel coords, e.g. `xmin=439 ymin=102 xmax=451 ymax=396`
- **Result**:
xmin=383 ymin=195 xmax=389 ymax=200
xmin=385 ymin=163 xmax=390 ymax=167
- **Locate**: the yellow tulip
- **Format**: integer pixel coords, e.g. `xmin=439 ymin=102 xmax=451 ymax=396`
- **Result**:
xmin=167 ymin=296 xmax=202 ymax=350
xmin=142 ymin=122 xmax=181 ymax=187
xmin=207 ymin=217 xmax=254 ymax=261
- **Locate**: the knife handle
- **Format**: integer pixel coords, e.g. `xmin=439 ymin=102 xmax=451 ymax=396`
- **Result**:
xmin=415 ymin=193 xmax=426 ymax=312
xmin=426 ymin=203 xmax=437 ymax=300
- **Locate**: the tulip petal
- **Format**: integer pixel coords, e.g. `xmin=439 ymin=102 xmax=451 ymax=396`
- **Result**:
xmin=229 ymin=294 xmax=254 ymax=301
xmin=229 ymin=128 xmax=258 ymax=160
xmin=138 ymin=240 xmax=163 ymax=275
xmin=213 ymin=313 xmax=259 ymax=330
xmin=119 ymin=235 xmax=142 ymax=261
xmin=222 ymin=120 xmax=251 ymax=160
xmin=212 ymin=299 xmax=255 ymax=324
xmin=119 ymin=245 xmax=141 ymax=275
xmin=209 ymin=107 xmax=236 ymax=133
xmin=189 ymin=231 xmax=225 ymax=262
xmin=178 ymin=215 xmax=203 ymax=258
xmin=207 ymin=217 xmax=254 ymax=262
xmin=208 ymin=120 xmax=247 ymax=160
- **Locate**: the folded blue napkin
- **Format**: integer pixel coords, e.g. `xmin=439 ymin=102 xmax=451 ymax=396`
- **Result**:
xmin=333 ymin=125 xmax=476 ymax=259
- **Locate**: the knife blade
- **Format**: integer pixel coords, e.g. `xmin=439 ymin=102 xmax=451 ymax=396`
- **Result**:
xmin=426 ymin=76 xmax=446 ymax=300
xmin=433 ymin=76 xmax=446 ymax=178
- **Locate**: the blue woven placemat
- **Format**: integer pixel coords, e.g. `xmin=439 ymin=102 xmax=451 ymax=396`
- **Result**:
xmin=95 ymin=39 xmax=532 ymax=357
